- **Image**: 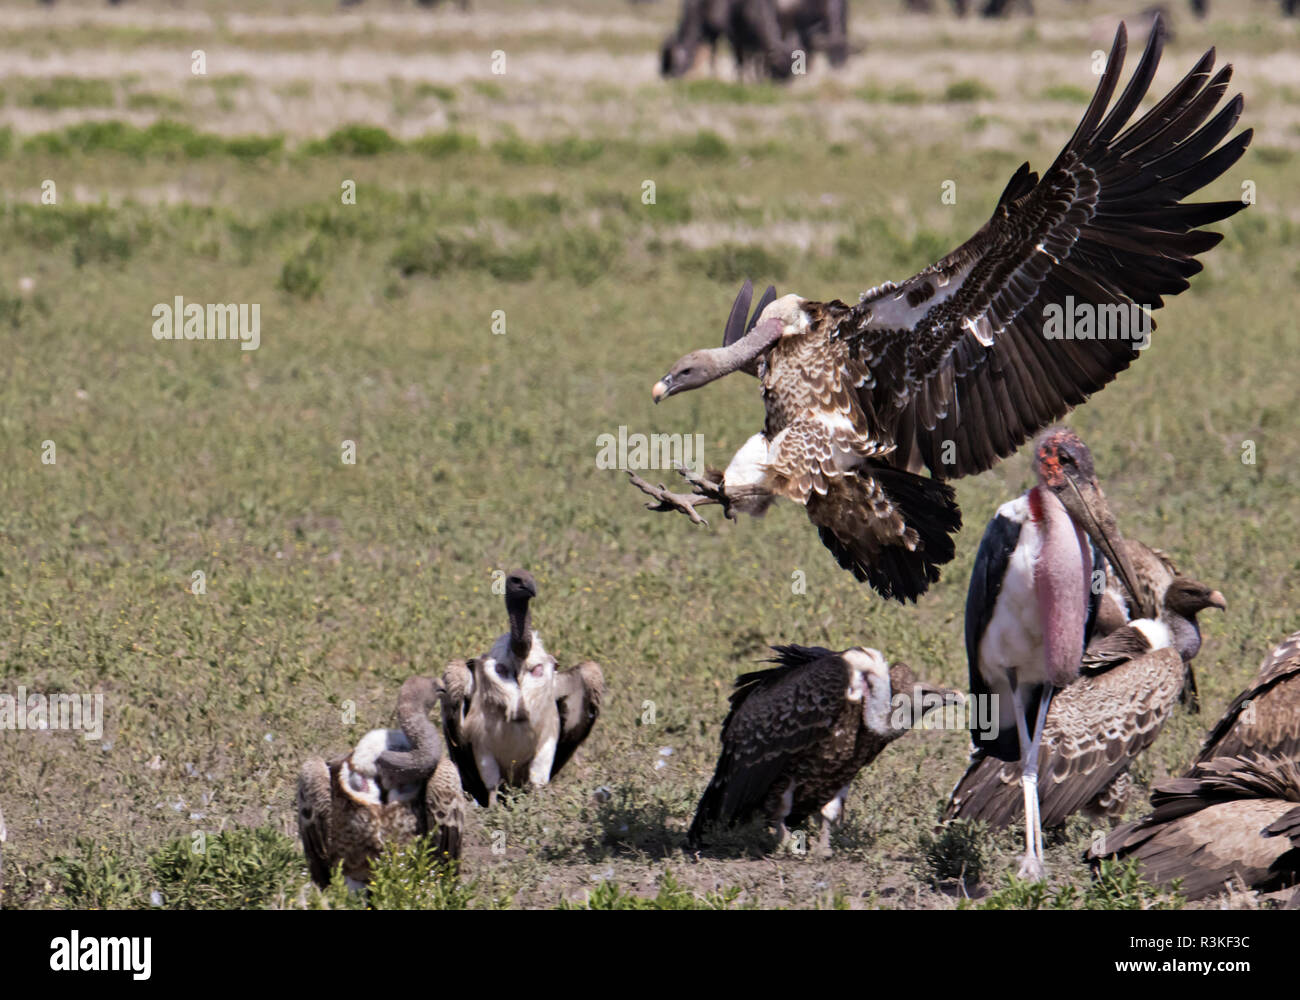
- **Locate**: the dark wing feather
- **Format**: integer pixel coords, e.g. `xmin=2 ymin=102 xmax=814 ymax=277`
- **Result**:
xmin=1091 ymin=755 xmax=1300 ymax=900
xmin=439 ymin=659 xmax=491 ymax=808
xmin=1197 ymin=631 xmax=1300 ymax=764
xmin=551 ymin=661 xmax=604 ymax=778
xmin=297 ymin=757 xmax=337 ymax=888
xmin=722 ymin=278 xmax=753 ymax=347
xmin=835 ymin=20 xmax=1251 ymax=479
xmin=689 ymin=652 xmax=847 ymax=845
xmin=1080 ymin=622 xmax=1154 ymax=674
xmin=964 ymin=511 xmax=1022 ymax=761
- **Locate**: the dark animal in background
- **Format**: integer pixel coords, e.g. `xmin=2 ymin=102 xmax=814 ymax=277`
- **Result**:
xmin=660 ymin=0 xmax=734 ymax=77
xmin=660 ymin=0 xmax=852 ymax=81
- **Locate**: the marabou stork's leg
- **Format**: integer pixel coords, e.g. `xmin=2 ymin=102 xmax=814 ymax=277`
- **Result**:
xmin=1013 ymin=684 xmax=1053 ymax=881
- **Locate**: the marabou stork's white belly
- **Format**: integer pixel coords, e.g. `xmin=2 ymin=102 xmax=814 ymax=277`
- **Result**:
xmin=979 ymin=515 xmax=1049 ymax=691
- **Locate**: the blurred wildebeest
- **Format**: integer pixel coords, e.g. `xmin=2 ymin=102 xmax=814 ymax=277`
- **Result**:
xmin=661 ymin=0 xmax=851 ymax=81
xmin=775 ymin=0 xmax=851 ymax=68
xmin=660 ymin=0 xmax=734 ymax=77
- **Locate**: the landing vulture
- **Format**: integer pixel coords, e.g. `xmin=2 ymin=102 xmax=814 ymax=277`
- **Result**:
xmin=945 ymin=576 xmax=1225 ymax=832
xmin=1196 ymin=630 xmax=1300 ymax=765
xmin=1089 ymin=754 xmax=1300 ymax=903
xmin=440 ymin=570 xmax=604 ymax=807
xmin=635 ymin=17 xmax=1250 ymax=602
xmin=688 ymin=644 xmax=960 ymax=854
xmin=297 ymin=676 xmax=463 ymax=890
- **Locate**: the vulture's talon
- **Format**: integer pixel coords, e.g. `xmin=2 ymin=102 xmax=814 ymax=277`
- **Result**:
xmin=627 ymin=471 xmax=715 ymax=526
xmin=675 ymin=465 xmax=735 ymax=520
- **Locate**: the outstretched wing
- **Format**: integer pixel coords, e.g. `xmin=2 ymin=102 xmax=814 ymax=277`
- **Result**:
xmin=835 ymin=19 xmax=1251 ymax=478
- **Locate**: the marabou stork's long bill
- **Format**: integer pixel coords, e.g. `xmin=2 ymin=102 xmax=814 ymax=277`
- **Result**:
xmin=964 ymin=428 xmax=1141 ymax=880
xmin=632 ymin=16 xmax=1250 ymax=602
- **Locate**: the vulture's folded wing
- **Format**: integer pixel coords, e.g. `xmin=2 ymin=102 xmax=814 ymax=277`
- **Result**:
xmin=551 ymin=660 xmax=604 ymax=778
xmin=1197 ymin=631 xmax=1300 ymax=764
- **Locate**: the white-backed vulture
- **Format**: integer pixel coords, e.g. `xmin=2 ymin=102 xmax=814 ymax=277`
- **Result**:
xmin=633 ymin=18 xmax=1250 ymax=603
xmin=1088 ymin=754 xmax=1300 ymax=902
xmin=297 ymin=676 xmax=463 ymax=889
xmin=440 ymin=570 xmax=604 ymax=807
xmin=688 ymin=644 xmax=960 ymax=854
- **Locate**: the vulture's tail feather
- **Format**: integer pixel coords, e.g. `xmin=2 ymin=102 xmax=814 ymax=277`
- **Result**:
xmin=809 ymin=465 xmax=961 ymax=602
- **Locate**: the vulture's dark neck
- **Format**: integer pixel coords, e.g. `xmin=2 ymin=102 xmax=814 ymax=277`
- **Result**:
xmin=1164 ymin=608 xmax=1203 ymax=662
xmin=507 ymin=593 xmax=533 ymax=660
xmin=375 ymin=676 xmax=441 ymax=789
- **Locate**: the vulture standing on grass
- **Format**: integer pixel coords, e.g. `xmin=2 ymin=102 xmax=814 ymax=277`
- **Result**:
xmin=1089 ymin=539 xmax=1205 ymax=708
xmin=945 ymin=576 xmax=1225 ymax=831
xmin=1088 ymin=754 xmax=1300 ymax=903
xmin=441 ymin=570 xmax=604 ymax=807
xmin=297 ymin=676 xmax=463 ymax=890
xmin=688 ymin=644 xmax=961 ymax=854
xmin=1196 ymin=629 xmax=1300 ymax=765
xmin=632 ymin=16 xmax=1251 ymax=602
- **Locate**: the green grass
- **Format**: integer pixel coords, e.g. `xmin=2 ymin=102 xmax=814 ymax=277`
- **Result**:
xmin=0 ymin=0 xmax=1297 ymax=911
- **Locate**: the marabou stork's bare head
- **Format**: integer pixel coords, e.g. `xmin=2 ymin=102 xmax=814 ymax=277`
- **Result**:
xmin=1032 ymin=428 xmax=1146 ymax=619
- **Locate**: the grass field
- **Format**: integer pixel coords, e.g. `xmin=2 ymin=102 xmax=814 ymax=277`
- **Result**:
xmin=0 ymin=0 xmax=1297 ymax=910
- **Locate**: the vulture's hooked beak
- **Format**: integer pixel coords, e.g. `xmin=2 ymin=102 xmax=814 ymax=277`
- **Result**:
xmin=1206 ymin=590 xmax=1228 ymax=611
xmin=1056 ymin=470 xmax=1145 ymax=617
xmin=652 ymin=375 xmax=672 ymax=404
xmin=904 ymin=678 xmax=964 ymax=726
xmin=916 ymin=682 xmax=965 ymax=709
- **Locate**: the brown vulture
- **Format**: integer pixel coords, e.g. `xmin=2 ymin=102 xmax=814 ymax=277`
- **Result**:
xmin=1196 ymin=629 xmax=1300 ymax=765
xmin=1088 ymin=753 xmax=1300 ymax=903
xmin=688 ymin=644 xmax=960 ymax=854
xmin=297 ymin=676 xmax=463 ymax=890
xmin=945 ymin=576 xmax=1225 ymax=837
xmin=634 ymin=16 xmax=1251 ymax=602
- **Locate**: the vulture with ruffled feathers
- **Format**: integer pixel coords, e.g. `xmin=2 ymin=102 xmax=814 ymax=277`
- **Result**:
xmin=633 ymin=16 xmax=1250 ymax=603
xmin=297 ymin=676 xmax=463 ymax=890
xmin=688 ymin=644 xmax=961 ymax=854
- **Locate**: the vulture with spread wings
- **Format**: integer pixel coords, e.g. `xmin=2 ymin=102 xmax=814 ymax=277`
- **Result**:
xmin=633 ymin=17 xmax=1251 ymax=602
